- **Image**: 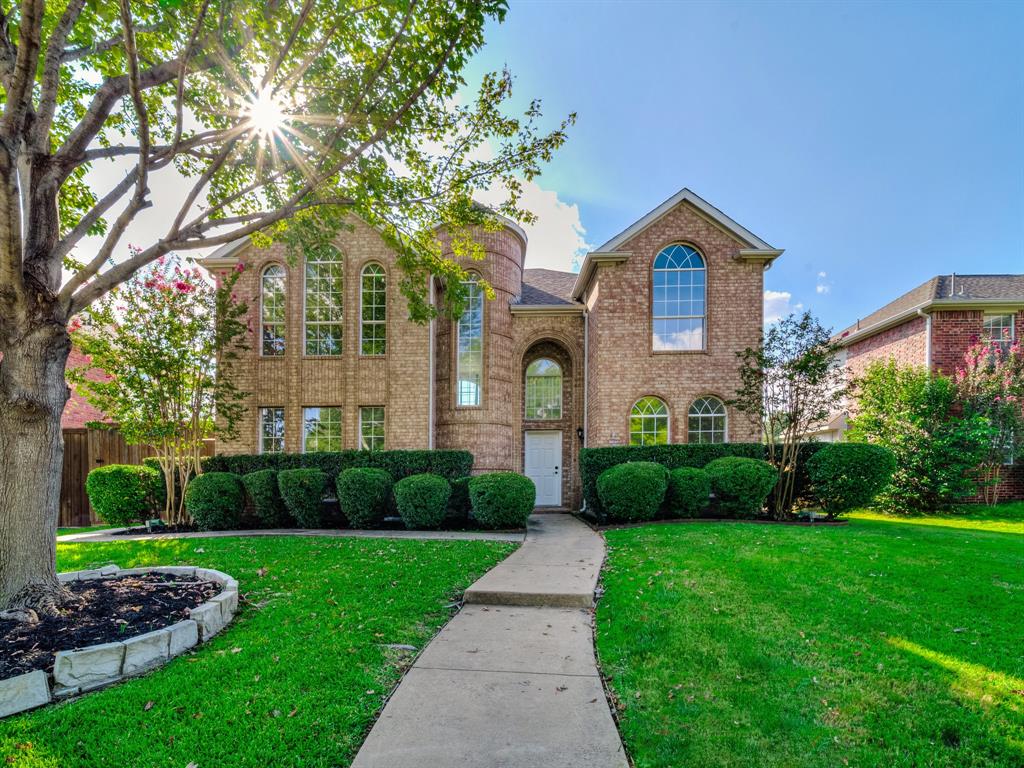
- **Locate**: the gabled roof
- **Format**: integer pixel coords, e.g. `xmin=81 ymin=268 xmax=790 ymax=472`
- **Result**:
xmin=518 ymin=269 xmax=578 ymax=306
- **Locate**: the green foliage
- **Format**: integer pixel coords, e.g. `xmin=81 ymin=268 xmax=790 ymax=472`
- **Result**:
xmin=666 ymin=467 xmax=712 ymax=518
xmin=704 ymin=457 xmax=778 ymax=518
xmin=85 ymin=464 xmax=162 ymax=527
xmin=241 ymin=470 xmax=292 ymax=528
xmin=204 ymin=449 xmax=472 ymax=484
xmin=393 ymin=474 xmax=452 ymax=530
xmin=336 ymin=468 xmax=393 ymax=529
xmin=469 ymin=473 xmax=536 ymax=528
xmin=806 ymin=443 xmax=896 ymax=517
xmin=277 ymin=469 xmax=329 ymax=528
xmin=184 ymin=472 xmax=245 ymax=531
xmin=448 ymin=475 xmax=473 ymax=520
xmin=848 ymin=360 xmax=994 ymax=512
xmin=597 ymin=462 xmax=668 ymax=522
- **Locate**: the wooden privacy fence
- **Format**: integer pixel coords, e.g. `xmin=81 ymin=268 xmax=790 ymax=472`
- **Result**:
xmin=60 ymin=427 xmax=214 ymax=528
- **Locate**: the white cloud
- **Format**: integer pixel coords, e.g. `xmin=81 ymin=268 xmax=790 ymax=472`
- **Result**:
xmin=815 ymin=271 xmax=832 ymax=295
xmin=764 ymin=290 xmax=803 ymax=325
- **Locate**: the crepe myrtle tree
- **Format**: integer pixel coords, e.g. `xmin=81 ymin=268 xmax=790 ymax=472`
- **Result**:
xmin=0 ymin=0 xmax=574 ymax=615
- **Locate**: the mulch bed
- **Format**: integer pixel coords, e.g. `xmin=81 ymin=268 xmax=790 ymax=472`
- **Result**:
xmin=0 ymin=574 xmax=220 ymax=680
xmin=114 ymin=524 xmax=199 ymax=536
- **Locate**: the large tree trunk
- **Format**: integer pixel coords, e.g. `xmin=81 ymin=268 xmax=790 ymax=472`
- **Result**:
xmin=0 ymin=322 xmax=73 ymax=613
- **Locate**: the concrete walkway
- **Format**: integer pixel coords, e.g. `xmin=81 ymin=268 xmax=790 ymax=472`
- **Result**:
xmin=351 ymin=513 xmax=628 ymax=768
xmin=56 ymin=527 xmax=524 ymax=544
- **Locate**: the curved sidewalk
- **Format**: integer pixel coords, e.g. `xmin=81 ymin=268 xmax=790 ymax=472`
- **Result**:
xmin=351 ymin=513 xmax=628 ymax=768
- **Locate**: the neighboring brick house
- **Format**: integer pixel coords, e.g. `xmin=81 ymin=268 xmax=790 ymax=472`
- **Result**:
xmin=835 ymin=274 xmax=1024 ymax=500
xmin=201 ymin=188 xmax=782 ymax=509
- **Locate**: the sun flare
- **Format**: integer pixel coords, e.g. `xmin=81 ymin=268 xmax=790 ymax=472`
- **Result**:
xmin=245 ymin=86 xmax=286 ymax=137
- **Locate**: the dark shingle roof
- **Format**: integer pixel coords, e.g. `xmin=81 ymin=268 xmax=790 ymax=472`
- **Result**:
xmin=518 ymin=269 xmax=579 ymax=306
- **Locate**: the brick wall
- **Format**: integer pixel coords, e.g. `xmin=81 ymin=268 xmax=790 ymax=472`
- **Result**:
xmin=845 ymin=315 xmax=928 ymax=382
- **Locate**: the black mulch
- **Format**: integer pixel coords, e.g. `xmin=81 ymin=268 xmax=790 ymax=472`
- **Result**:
xmin=0 ymin=574 xmax=221 ymax=680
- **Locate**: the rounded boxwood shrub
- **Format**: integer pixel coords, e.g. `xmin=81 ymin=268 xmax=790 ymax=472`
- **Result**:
xmin=447 ymin=475 xmax=472 ymax=520
xmin=704 ymin=457 xmax=778 ymax=518
xmin=241 ymin=469 xmax=292 ymax=528
xmin=277 ymin=468 xmax=328 ymax=528
xmin=336 ymin=467 xmax=393 ymax=529
xmin=806 ymin=442 xmax=896 ymax=517
xmin=85 ymin=464 xmax=162 ymax=526
xmin=469 ymin=472 xmax=536 ymax=528
xmin=666 ymin=467 xmax=711 ymax=518
xmin=184 ymin=472 xmax=245 ymax=530
xmin=393 ymin=473 xmax=451 ymax=530
xmin=596 ymin=462 xmax=668 ymax=522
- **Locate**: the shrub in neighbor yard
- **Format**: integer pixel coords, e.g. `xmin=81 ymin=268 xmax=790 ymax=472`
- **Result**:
xmin=277 ymin=468 xmax=328 ymax=528
xmin=469 ymin=472 xmax=536 ymax=528
xmin=393 ymin=474 xmax=451 ymax=530
xmin=85 ymin=464 xmax=163 ymax=526
xmin=447 ymin=475 xmax=472 ymax=520
xmin=184 ymin=472 xmax=245 ymax=530
xmin=806 ymin=443 xmax=897 ymax=518
xmin=336 ymin=468 xmax=393 ymax=529
xmin=597 ymin=462 xmax=668 ymax=522
xmin=242 ymin=469 xmax=292 ymax=528
xmin=704 ymin=457 xmax=778 ymax=518
xmin=666 ymin=467 xmax=711 ymax=518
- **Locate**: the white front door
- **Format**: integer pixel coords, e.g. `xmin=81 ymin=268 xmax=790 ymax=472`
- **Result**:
xmin=524 ymin=431 xmax=562 ymax=507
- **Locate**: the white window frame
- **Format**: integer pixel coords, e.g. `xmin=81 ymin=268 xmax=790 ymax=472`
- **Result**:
xmin=652 ymin=243 xmax=707 ymax=352
xmin=630 ymin=396 xmax=670 ymax=446
xmin=303 ymin=245 xmax=344 ymax=356
xmin=455 ymin=278 xmax=484 ymax=407
xmin=359 ymin=262 xmax=387 ymax=356
xmin=359 ymin=406 xmax=385 ymax=451
xmin=259 ymin=407 xmax=285 ymax=453
xmin=260 ymin=264 xmax=286 ymax=356
xmin=688 ymin=396 xmax=728 ymax=444
xmin=982 ymin=313 xmax=1015 ymax=353
xmin=525 ymin=358 xmax=563 ymax=420
xmin=302 ymin=406 xmax=343 ymax=453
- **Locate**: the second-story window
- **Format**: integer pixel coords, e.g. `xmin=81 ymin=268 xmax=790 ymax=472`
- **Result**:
xmin=652 ymin=244 xmax=706 ymax=351
xmin=456 ymin=279 xmax=484 ymax=406
xmin=983 ymin=313 xmax=1015 ymax=354
xmin=525 ymin=358 xmax=562 ymax=420
xmin=360 ymin=263 xmax=387 ymax=355
xmin=304 ymin=245 xmax=343 ymax=355
xmin=260 ymin=265 xmax=286 ymax=356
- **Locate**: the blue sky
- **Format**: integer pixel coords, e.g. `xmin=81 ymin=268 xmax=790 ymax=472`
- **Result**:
xmin=464 ymin=0 xmax=1024 ymax=331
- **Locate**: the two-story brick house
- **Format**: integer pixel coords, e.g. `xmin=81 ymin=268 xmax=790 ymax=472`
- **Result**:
xmin=201 ymin=188 xmax=782 ymax=509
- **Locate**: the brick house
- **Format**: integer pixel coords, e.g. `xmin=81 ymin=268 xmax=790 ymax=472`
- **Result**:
xmin=201 ymin=188 xmax=782 ymax=509
xmin=835 ymin=274 xmax=1024 ymax=500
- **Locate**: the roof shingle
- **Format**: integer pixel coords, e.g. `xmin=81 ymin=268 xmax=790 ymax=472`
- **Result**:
xmin=518 ymin=268 xmax=579 ymax=306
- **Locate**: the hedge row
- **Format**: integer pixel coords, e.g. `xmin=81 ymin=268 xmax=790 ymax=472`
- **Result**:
xmin=202 ymin=449 xmax=473 ymax=483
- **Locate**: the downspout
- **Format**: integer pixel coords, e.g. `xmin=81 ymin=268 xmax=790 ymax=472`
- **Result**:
xmin=428 ymin=277 xmax=436 ymax=449
xmin=581 ymin=304 xmax=589 ymax=513
xmin=917 ymin=308 xmax=932 ymax=371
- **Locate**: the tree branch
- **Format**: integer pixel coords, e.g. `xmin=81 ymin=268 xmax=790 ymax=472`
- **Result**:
xmin=32 ymin=0 xmax=87 ymax=150
xmin=0 ymin=0 xmax=44 ymax=139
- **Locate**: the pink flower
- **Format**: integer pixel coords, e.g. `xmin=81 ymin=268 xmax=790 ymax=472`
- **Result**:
xmin=235 ymin=262 xmax=246 ymax=273
xmin=175 ymin=281 xmax=195 ymax=293
xmin=68 ymin=317 xmax=83 ymax=333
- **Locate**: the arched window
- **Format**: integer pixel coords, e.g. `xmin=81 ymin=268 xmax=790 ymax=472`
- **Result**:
xmin=630 ymin=397 xmax=669 ymax=446
xmin=456 ymin=278 xmax=484 ymax=406
xmin=688 ymin=396 xmax=727 ymax=444
xmin=260 ymin=265 xmax=286 ymax=356
xmin=525 ymin=358 xmax=562 ymax=420
xmin=360 ymin=263 xmax=386 ymax=355
xmin=304 ymin=245 xmax=343 ymax=355
xmin=653 ymin=244 xmax=705 ymax=351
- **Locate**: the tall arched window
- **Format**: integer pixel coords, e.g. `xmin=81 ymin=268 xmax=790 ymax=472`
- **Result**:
xmin=630 ymin=397 xmax=669 ymax=446
xmin=360 ymin=263 xmax=386 ymax=355
xmin=688 ymin=396 xmax=727 ymax=444
xmin=456 ymin=278 xmax=484 ymax=406
xmin=525 ymin=359 xmax=562 ymax=420
xmin=260 ymin=265 xmax=286 ymax=356
xmin=304 ymin=245 xmax=343 ymax=355
xmin=653 ymin=244 xmax=705 ymax=351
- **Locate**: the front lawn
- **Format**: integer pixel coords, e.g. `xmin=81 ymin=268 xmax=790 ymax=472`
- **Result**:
xmin=596 ymin=510 xmax=1024 ymax=767
xmin=1 ymin=536 xmax=513 ymax=767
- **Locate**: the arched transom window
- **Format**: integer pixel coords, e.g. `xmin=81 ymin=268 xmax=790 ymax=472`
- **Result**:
xmin=630 ymin=396 xmax=669 ymax=446
xmin=304 ymin=245 xmax=343 ymax=355
xmin=525 ymin=358 xmax=562 ymax=420
xmin=653 ymin=244 xmax=706 ymax=351
xmin=688 ymin=396 xmax=727 ymax=444
xmin=456 ymin=279 xmax=484 ymax=406
xmin=360 ymin=263 xmax=386 ymax=355
xmin=260 ymin=264 xmax=286 ymax=356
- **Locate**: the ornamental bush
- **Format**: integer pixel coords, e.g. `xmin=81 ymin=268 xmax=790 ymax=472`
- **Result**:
xmin=393 ymin=474 xmax=451 ymax=530
xmin=806 ymin=443 xmax=896 ymax=517
xmin=277 ymin=468 xmax=328 ymax=528
xmin=241 ymin=469 xmax=292 ymax=527
xmin=704 ymin=457 xmax=778 ymax=518
xmin=596 ymin=462 xmax=668 ymax=522
xmin=184 ymin=472 xmax=245 ymax=530
xmin=85 ymin=464 xmax=163 ymax=526
xmin=204 ymin=449 xmax=472 ymax=483
xmin=469 ymin=473 xmax=535 ymax=528
xmin=666 ymin=467 xmax=711 ymax=518
xmin=336 ymin=468 xmax=393 ymax=529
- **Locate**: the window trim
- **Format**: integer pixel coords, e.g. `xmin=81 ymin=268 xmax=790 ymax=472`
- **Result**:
xmin=524 ymin=357 xmax=563 ymax=421
xmin=687 ymin=395 xmax=728 ymax=444
xmin=359 ymin=261 xmax=387 ymax=357
xmin=628 ymin=396 xmax=670 ymax=446
xmin=302 ymin=244 xmax=344 ymax=357
xmin=259 ymin=263 xmax=287 ymax=357
xmin=650 ymin=242 xmax=708 ymax=354
xmin=358 ymin=406 xmax=386 ymax=451
xmin=301 ymin=406 xmax=343 ymax=453
xmin=258 ymin=406 xmax=285 ymax=454
xmin=454 ymin=276 xmax=485 ymax=408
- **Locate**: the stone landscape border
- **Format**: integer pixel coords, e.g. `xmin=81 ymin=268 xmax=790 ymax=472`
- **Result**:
xmin=0 ymin=565 xmax=239 ymax=719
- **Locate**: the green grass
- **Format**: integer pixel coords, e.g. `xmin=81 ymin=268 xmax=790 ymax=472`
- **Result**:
xmin=848 ymin=501 xmax=1024 ymax=535
xmin=1 ymin=536 xmax=513 ymax=767
xmin=596 ymin=509 xmax=1024 ymax=768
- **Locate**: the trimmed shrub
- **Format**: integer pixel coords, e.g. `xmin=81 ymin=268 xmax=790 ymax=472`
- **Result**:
xmin=204 ymin=449 xmax=472 ymax=484
xmin=85 ymin=464 xmax=162 ymax=526
xmin=184 ymin=472 xmax=245 ymax=530
xmin=447 ymin=475 xmax=472 ymax=520
xmin=666 ymin=467 xmax=711 ymax=518
xmin=469 ymin=473 xmax=535 ymax=528
xmin=241 ymin=469 xmax=292 ymax=527
xmin=336 ymin=468 xmax=393 ymax=529
xmin=393 ymin=474 xmax=451 ymax=530
xmin=704 ymin=457 xmax=778 ymax=518
xmin=596 ymin=462 xmax=668 ymax=522
xmin=806 ymin=443 xmax=897 ymax=517
xmin=277 ymin=468 xmax=328 ymax=528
